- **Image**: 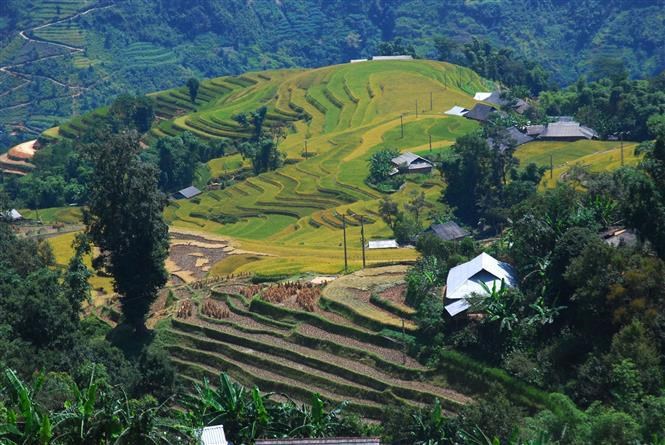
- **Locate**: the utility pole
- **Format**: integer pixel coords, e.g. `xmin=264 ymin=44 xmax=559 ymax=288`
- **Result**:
xmin=360 ymin=215 xmax=366 ymax=269
xmin=342 ymin=214 xmax=348 ymax=273
xmin=304 ymin=139 xmax=308 ymax=158
xmin=400 ymin=114 xmax=404 ymax=138
xmin=416 ymin=100 xmax=419 ymax=118
xmin=550 ymin=154 xmax=554 ymax=179
xmin=430 ymin=91 xmax=433 ymax=111
xmin=429 ymin=134 xmax=432 ymax=152
xmin=620 ymin=132 xmax=624 ymax=166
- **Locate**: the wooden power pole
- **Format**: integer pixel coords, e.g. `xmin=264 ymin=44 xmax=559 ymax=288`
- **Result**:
xmin=360 ymin=216 xmax=366 ymax=269
xmin=400 ymin=114 xmax=404 ymax=138
xmin=342 ymin=214 xmax=348 ymax=273
xmin=429 ymin=134 xmax=432 ymax=152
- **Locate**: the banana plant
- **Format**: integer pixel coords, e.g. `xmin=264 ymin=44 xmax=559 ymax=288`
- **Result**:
xmin=0 ymin=369 xmax=52 ymax=445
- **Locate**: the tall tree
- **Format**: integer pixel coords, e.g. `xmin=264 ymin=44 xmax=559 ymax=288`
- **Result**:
xmin=186 ymin=77 xmax=200 ymax=103
xmin=84 ymin=132 xmax=169 ymax=333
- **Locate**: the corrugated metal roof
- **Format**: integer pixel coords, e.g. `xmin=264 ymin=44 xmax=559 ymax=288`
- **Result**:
xmin=256 ymin=439 xmax=381 ymax=445
xmin=445 ymin=298 xmax=471 ymax=317
xmin=391 ymin=152 xmax=432 ymax=167
xmin=427 ymin=222 xmax=469 ymax=241
xmin=446 ymin=253 xmax=517 ymax=301
xmin=177 ymin=186 xmax=202 ymax=199
xmin=372 ymin=55 xmax=413 ymax=61
xmin=539 ymin=122 xmax=598 ymax=140
xmin=465 ymin=104 xmax=496 ymax=122
xmin=1 ymin=209 xmax=22 ymax=221
xmin=200 ymin=425 xmax=228 ymax=445
xmin=487 ymin=127 xmax=534 ymax=152
xmin=368 ymin=240 xmax=399 ymax=249
xmin=473 ymin=92 xmax=493 ymax=101
xmin=525 ymin=125 xmax=545 ymax=137
xmin=444 ymin=106 xmax=469 ymax=117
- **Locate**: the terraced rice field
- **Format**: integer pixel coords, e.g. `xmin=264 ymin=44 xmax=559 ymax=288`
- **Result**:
xmin=516 ymin=140 xmax=642 ymax=188
xmin=149 ymin=61 xmax=490 ymax=274
xmin=44 ymin=59 xmax=639 ymax=275
xmin=158 ymin=270 xmax=475 ymax=419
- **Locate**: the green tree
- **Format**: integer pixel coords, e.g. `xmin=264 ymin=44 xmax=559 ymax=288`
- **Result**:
xmin=84 ymin=132 xmax=169 ymax=333
xmin=368 ymin=148 xmax=398 ymax=184
xmin=64 ymin=233 xmax=92 ymax=322
xmin=186 ymin=77 xmax=200 ymax=103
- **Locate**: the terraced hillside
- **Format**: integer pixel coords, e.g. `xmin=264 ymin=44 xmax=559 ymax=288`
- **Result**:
xmin=157 ymin=269 xmax=550 ymax=419
xmin=146 ymin=60 xmax=490 ymax=275
xmin=41 ymin=59 xmax=642 ymax=275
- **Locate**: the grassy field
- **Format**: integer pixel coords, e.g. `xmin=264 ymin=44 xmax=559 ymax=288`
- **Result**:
xmin=515 ymin=140 xmax=641 ymax=188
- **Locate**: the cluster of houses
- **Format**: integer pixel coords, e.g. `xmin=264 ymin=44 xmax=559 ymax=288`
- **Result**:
xmin=349 ymin=55 xmax=413 ymax=63
xmin=445 ymin=91 xmax=598 ymax=146
xmin=198 ymin=425 xmax=381 ymax=445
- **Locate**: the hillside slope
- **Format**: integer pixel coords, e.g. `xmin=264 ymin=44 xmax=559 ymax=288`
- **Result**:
xmin=1 ymin=0 xmax=663 ymax=137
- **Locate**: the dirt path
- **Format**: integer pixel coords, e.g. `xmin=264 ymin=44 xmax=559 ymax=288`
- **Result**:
xmin=0 ymin=3 xmax=115 ymax=113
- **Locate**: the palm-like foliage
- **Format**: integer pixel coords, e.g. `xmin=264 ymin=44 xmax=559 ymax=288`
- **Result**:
xmin=0 ymin=369 xmax=52 ymax=445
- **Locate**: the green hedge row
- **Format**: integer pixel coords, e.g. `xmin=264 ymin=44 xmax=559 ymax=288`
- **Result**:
xmin=305 ymin=92 xmax=328 ymax=115
xmin=343 ymin=80 xmax=360 ymax=104
xmin=323 ymin=87 xmax=344 ymax=109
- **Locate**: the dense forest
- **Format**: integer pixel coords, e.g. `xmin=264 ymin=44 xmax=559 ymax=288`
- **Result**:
xmin=1 ymin=0 xmax=664 ymax=136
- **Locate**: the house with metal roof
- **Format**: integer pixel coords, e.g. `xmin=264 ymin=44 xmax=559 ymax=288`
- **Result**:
xmin=423 ymin=222 xmax=469 ymax=242
xmin=390 ymin=152 xmax=434 ymax=175
xmin=444 ymin=253 xmax=517 ymax=317
xmin=367 ymin=239 xmax=399 ymax=249
xmin=1 ymin=209 xmax=22 ymax=222
xmin=372 ymin=55 xmax=413 ymax=61
xmin=538 ymin=121 xmax=598 ymax=141
xmin=444 ymin=106 xmax=469 ymax=117
xmin=487 ymin=127 xmax=534 ymax=152
xmin=174 ymin=185 xmax=202 ymax=200
xmin=255 ymin=438 xmax=381 ymax=445
xmin=200 ymin=425 xmax=228 ymax=445
xmin=464 ymin=103 xmax=497 ymax=122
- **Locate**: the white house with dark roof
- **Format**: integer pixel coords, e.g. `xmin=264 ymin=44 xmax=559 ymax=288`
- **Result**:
xmin=390 ymin=152 xmax=433 ymax=175
xmin=444 ymin=253 xmax=517 ymax=317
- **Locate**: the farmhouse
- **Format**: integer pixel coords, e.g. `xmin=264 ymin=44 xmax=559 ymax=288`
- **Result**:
xmin=423 ymin=221 xmax=469 ymax=242
xmin=487 ymin=126 xmax=534 ymax=152
xmin=372 ymin=55 xmax=413 ymax=61
xmin=199 ymin=425 xmax=228 ymax=445
xmin=390 ymin=152 xmax=434 ymax=175
xmin=464 ymin=103 xmax=497 ymax=122
xmin=525 ymin=124 xmax=546 ymax=137
xmin=0 ymin=209 xmax=22 ymax=222
xmin=174 ymin=185 xmax=202 ymax=200
xmin=444 ymin=105 xmax=469 ymax=117
xmin=367 ymin=239 xmax=399 ymax=249
xmin=444 ymin=252 xmax=517 ymax=317
xmin=539 ymin=121 xmax=598 ymax=141
xmin=256 ymin=439 xmax=381 ymax=445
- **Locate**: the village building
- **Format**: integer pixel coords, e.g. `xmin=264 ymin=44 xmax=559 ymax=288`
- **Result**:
xmin=200 ymin=425 xmax=229 ymax=445
xmin=487 ymin=126 xmax=534 ymax=152
xmin=464 ymin=103 xmax=497 ymax=122
xmin=444 ymin=105 xmax=469 ymax=117
xmin=1 ymin=209 xmax=22 ymax=222
xmin=525 ymin=124 xmax=546 ymax=137
xmin=371 ymin=55 xmax=413 ymax=61
xmin=367 ymin=239 xmax=399 ymax=249
xmin=423 ymin=221 xmax=469 ymax=242
xmin=444 ymin=252 xmax=517 ymax=317
xmin=538 ymin=121 xmax=598 ymax=141
xmin=174 ymin=185 xmax=202 ymax=200
xmin=390 ymin=152 xmax=434 ymax=175
xmin=256 ymin=439 xmax=381 ymax=445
